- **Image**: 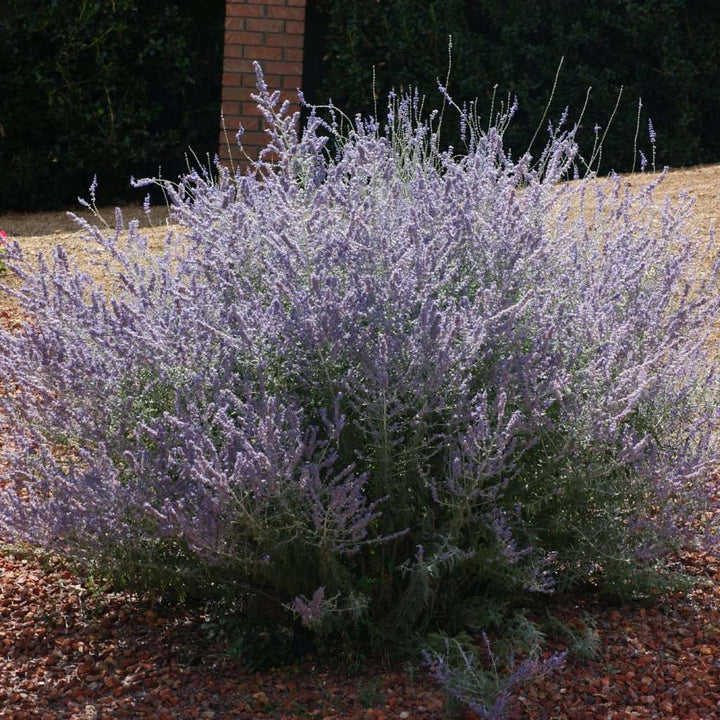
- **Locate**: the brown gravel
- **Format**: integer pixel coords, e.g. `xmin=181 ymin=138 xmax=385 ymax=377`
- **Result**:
xmin=0 ymin=544 xmax=718 ymax=720
xmin=518 ymin=551 xmax=720 ymax=719
xmin=0 ymin=547 xmax=450 ymax=720
xmin=1 ymin=168 xmax=720 ymax=719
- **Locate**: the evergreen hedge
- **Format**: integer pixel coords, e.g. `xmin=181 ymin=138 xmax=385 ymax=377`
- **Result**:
xmin=312 ymin=0 xmax=720 ymax=173
xmin=0 ymin=0 xmax=224 ymax=211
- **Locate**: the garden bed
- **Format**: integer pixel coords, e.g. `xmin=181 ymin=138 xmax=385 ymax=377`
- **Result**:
xmin=2 ymin=158 xmax=720 ymax=719
xmin=1 ymin=543 xmax=718 ymax=719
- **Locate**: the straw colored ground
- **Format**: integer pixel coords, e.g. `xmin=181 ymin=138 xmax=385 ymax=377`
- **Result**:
xmin=1 ymin=163 xmax=718 ymax=313
xmin=1 ymin=166 xmax=719 ymax=719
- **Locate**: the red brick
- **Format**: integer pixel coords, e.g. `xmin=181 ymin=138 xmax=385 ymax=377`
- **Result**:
xmin=223 ymin=57 xmax=254 ymax=73
xmin=285 ymin=20 xmax=304 ymax=34
xmin=241 ymin=72 xmax=282 ymax=87
xmin=225 ymin=17 xmax=244 ymax=31
xmin=266 ymin=6 xmax=305 ymax=20
xmin=221 ymin=1 xmax=309 ymax=160
xmin=237 ymin=148 xmax=261 ymax=163
xmin=219 ymin=112 xmax=242 ymax=125
xmin=265 ymin=33 xmax=304 ymax=48
xmin=255 ymin=60 xmax=302 ymax=75
xmin=225 ymin=28 xmax=265 ymax=45
xmin=244 ymin=45 xmax=283 ymax=61
xmin=222 ymin=72 xmax=243 ymax=87
xmin=240 ymin=102 xmax=265 ymax=117
xmin=222 ymin=114 xmax=262 ymax=133
xmin=217 ymin=144 xmax=258 ymax=164
xmin=225 ymin=3 xmax=264 ymax=18
xmin=219 ymin=120 xmax=242 ymax=140
xmin=237 ymin=130 xmax=272 ymax=146
xmin=222 ymin=99 xmax=262 ymax=129
xmin=282 ymin=47 xmax=303 ymax=62
xmin=221 ymin=86 xmax=247 ymax=102
xmin=245 ymin=18 xmax=285 ymax=33
xmin=224 ymin=44 xmax=247 ymax=59
xmin=221 ymin=101 xmax=242 ymax=116
xmin=281 ymin=75 xmax=303 ymax=90
xmin=238 ymin=115 xmax=263 ymax=132
xmin=219 ymin=126 xmax=246 ymax=141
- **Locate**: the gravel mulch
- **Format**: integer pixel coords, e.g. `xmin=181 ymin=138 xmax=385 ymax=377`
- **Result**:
xmin=0 ymin=544 xmax=718 ymax=720
xmin=0 ymin=547 xmax=451 ymax=720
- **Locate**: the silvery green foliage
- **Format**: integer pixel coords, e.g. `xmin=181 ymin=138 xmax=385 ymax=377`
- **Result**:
xmin=422 ymin=634 xmax=566 ymax=720
xmin=1 ymin=63 xmax=719 ymax=645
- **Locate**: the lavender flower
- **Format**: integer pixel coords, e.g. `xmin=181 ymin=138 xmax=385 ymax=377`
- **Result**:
xmin=292 ymin=587 xmax=326 ymax=627
xmin=648 ymin=118 xmax=657 ymax=171
xmin=1 ymin=65 xmax=718 ymax=693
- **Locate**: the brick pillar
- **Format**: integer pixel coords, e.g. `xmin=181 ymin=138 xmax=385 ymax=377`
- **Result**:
xmin=220 ymin=0 xmax=306 ymax=164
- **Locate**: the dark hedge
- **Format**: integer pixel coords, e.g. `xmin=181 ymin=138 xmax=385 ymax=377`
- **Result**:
xmin=310 ymin=0 xmax=720 ymax=173
xmin=0 ymin=0 xmax=224 ymax=211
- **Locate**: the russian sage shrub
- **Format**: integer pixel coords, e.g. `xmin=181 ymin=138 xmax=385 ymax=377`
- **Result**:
xmin=1 ymin=64 xmax=719 ymax=665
